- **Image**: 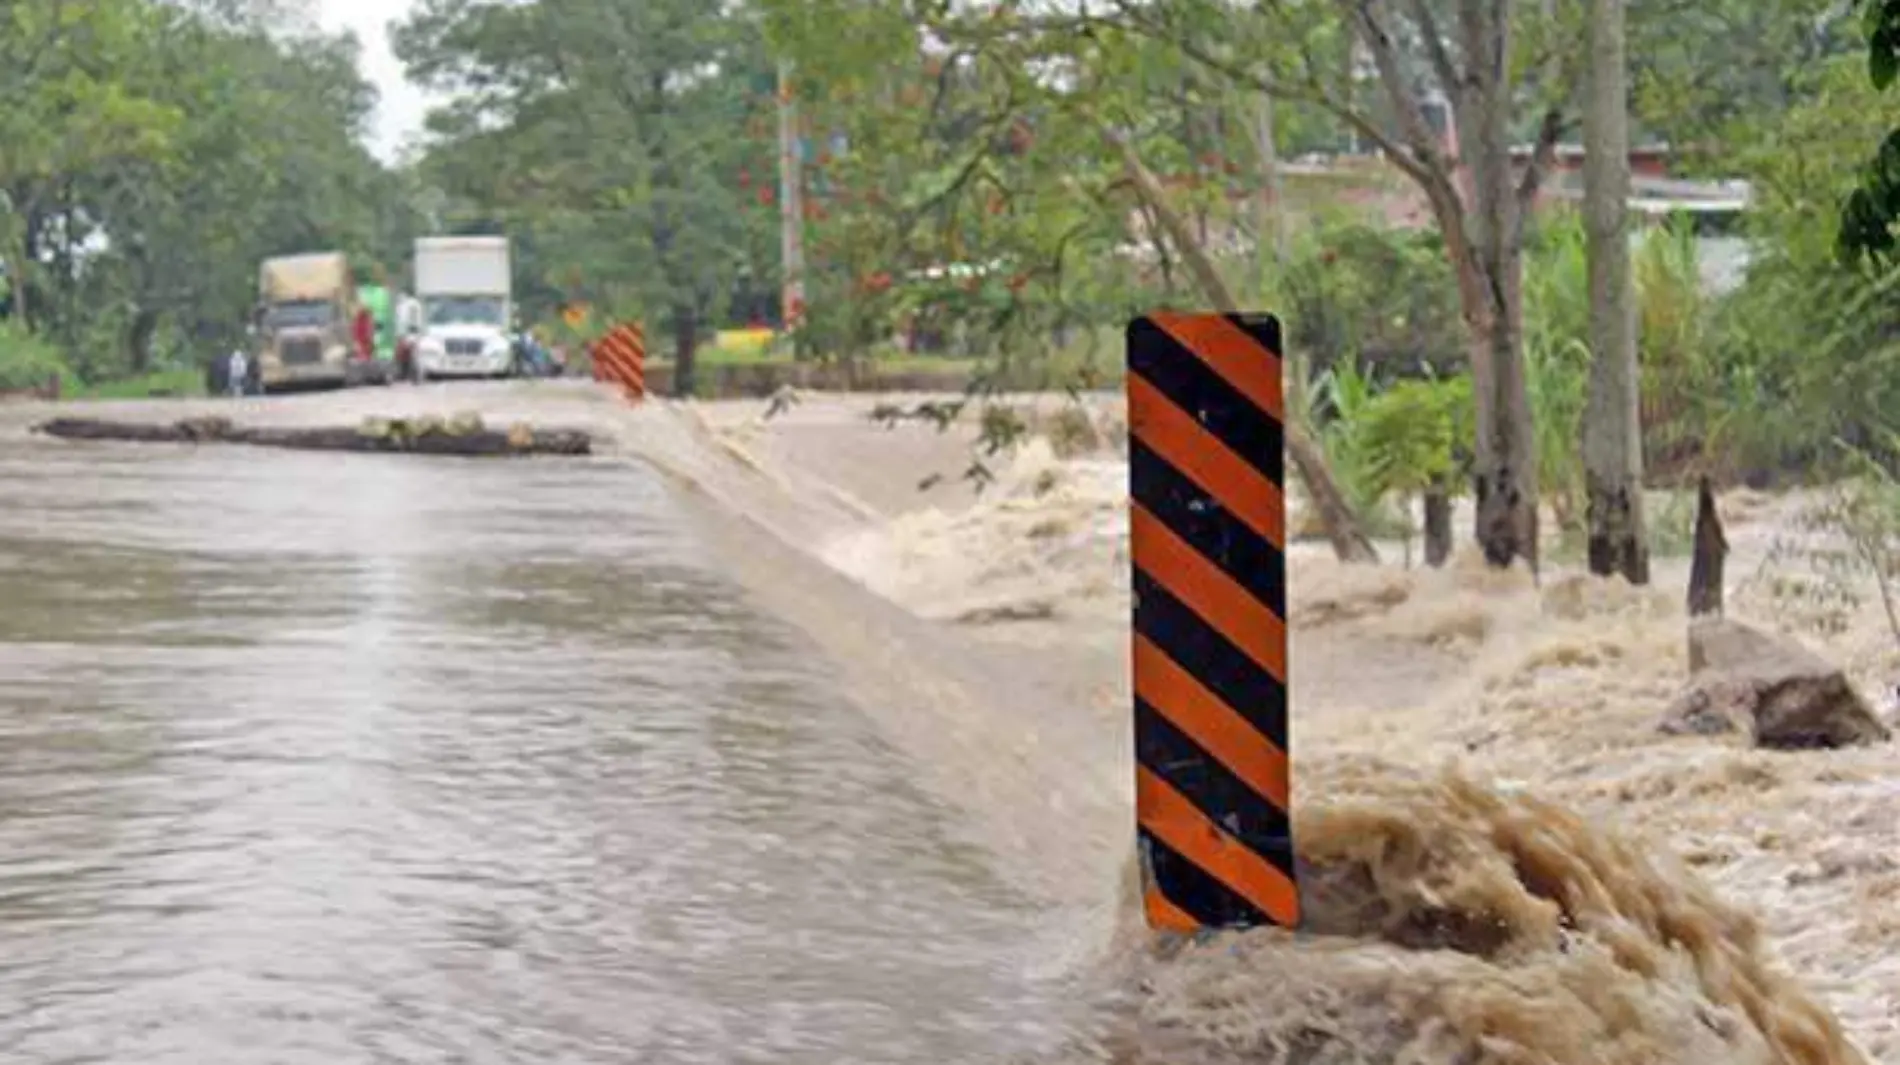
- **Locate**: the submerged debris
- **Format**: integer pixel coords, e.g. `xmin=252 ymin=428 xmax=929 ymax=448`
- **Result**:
xmin=33 ymin=415 xmax=592 ymax=456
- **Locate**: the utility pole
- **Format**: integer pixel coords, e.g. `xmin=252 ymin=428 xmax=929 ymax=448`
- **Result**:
xmin=776 ymin=58 xmax=806 ymax=337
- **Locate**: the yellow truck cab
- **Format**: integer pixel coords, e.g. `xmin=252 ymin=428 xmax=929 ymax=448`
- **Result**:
xmin=255 ymin=252 xmax=363 ymax=392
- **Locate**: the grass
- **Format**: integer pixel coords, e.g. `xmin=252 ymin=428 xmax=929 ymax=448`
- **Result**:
xmin=67 ymin=368 xmax=205 ymax=400
xmin=644 ymin=327 xmax=1126 ymax=392
xmin=653 ymin=346 xmax=983 ymax=375
xmin=1547 ymin=487 xmax=1701 ymax=564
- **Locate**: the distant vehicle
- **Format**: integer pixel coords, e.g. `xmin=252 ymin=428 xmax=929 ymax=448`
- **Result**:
xmin=254 ymin=252 xmax=372 ymax=392
xmin=356 ymin=281 xmax=399 ymax=383
xmin=512 ymin=330 xmax=560 ymax=378
xmin=410 ymin=236 xmax=513 ymax=380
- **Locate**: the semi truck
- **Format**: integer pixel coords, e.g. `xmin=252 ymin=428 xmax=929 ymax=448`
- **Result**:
xmin=254 ymin=252 xmax=372 ymax=392
xmin=357 ymin=279 xmax=397 ymax=376
xmin=410 ymin=236 xmax=513 ymax=380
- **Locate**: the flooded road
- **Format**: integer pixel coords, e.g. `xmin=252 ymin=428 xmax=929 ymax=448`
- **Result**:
xmin=0 ymin=435 xmax=1057 ymax=1064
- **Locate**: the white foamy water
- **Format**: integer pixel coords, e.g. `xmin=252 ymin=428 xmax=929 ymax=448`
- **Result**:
xmin=679 ymin=391 xmax=1884 ymax=1065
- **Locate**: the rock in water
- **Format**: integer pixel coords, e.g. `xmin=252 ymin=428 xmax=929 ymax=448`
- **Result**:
xmin=1658 ymin=685 xmax=1741 ymax=736
xmin=1662 ymin=617 xmax=1891 ymax=750
xmin=175 ymin=416 xmax=232 ymax=442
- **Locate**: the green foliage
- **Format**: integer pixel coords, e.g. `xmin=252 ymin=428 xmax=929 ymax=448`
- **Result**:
xmin=1841 ymin=0 xmax=1900 ymax=264
xmin=1712 ymin=55 xmax=1900 ymax=476
xmin=1304 ymin=361 xmax=1411 ymax=535
xmin=69 ymin=368 xmax=205 ymax=400
xmin=756 ymin=0 xmax=1359 ymax=376
xmin=1633 ymin=219 xmax=1711 ymax=446
xmin=1276 ymin=216 xmax=1463 ymax=381
xmin=1355 ymin=375 xmax=1474 ymax=501
xmin=1633 ymin=0 xmax=1854 ymax=167
xmin=0 ymin=0 xmax=412 ymax=381
xmin=395 ymin=0 xmax=779 ymax=378
xmin=1521 ymin=216 xmax=1595 ymax=528
xmin=1515 ymin=211 xmax=1712 ymax=519
xmin=0 ymin=321 xmax=73 ymax=392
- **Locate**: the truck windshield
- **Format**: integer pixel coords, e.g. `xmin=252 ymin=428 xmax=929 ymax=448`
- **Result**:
xmin=264 ymin=301 xmax=333 ymax=329
xmin=424 ymin=296 xmax=505 ymax=327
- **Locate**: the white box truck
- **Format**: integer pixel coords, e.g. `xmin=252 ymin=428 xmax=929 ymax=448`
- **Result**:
xmin=410 ymin=236 xmax=513 ymax=380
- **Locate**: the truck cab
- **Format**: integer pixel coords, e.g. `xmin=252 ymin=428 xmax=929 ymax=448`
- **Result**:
xmin=411 ymin=237 xmax=514 ymax=379
xmin=255 ymin=252 xmax=359 ymax=392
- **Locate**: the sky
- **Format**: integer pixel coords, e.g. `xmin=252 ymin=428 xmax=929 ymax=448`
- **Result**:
xmin=314 ymin=0 xmax=433 ymax=161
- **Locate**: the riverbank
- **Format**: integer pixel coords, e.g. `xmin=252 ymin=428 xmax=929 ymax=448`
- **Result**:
xmin=676 ymin=389 xmax=1894 ymax=1063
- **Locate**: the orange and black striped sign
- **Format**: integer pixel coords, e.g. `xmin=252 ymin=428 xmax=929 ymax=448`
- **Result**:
xmin=1126 ymin=311 xmax=1297 ymax=932
xmin=592 ymin=322 xmax=646 ymax=400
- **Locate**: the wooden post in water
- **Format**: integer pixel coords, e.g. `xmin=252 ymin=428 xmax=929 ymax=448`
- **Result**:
xmin=1687 ymin=475 xmax=1727 ymax=618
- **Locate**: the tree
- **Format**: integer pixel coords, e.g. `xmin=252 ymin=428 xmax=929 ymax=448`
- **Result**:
xmin=758 ymin=0 xmax=1383 ymax=561
xmin=394 ymin=0 xmax=778 ymax=397
xmin=83 ymin=19 xmax=403 ymax=373
xmin=1840 ymin=0 xmax=1900 ymax=265
xmin=0 ymin=0 xmax=410 ymax=382
xmin=1093 ymin=0 xmax=1579 ymax=571
xmin=1719 ymin=55 xmax=1900 ymax=475
xmin=796 ymin=0 xmax=1577 ymax=569
xmin=0 ymin=0 xmax=179 ymax=333
xmin=1580 ymin=0 xmax=1648 ymax=584
xmin=1632 ymin=0 xmax=1855 ymax=166
xmin=1355 ymin=373 xmax=1472 ymax=567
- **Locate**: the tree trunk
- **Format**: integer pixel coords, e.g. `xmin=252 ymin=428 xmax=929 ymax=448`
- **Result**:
xmin=1580 ymin=0 xmax=1650 ymax=585
xmin=1423 ymin=486 xmax=1453 ymax=567
xmin=1456 ymin=0 xmax=1540 ymax=575
xmin=672 ymin=307 xmax=699 ymax=399
xmin=1106 ymin=126 xmax=1379 ymax=563
xmin=1346 ymin=0 xmax=1540 ymax=573
xmin=1467 ymin=284 xmax=1539 ymax=574
xmin=127 ymin=308 xmax=160 ymax=375
xmin=1248 ymin=91 xmax=1288 ymax=275
xmin=1687 ymin=476 xmax=1726 ymax=617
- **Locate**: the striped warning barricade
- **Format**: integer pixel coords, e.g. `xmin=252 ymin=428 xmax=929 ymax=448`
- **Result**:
xmin=591 ymin=322 xmax=646 ymax=401
xmin=1126 ymin=311 xmax=1297 ymax=932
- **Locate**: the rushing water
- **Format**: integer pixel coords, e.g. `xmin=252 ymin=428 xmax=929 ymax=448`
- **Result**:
xmin=0 ymin=438 xmax=1055 ymax=1064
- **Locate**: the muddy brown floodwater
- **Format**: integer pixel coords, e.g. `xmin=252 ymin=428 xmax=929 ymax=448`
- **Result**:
xmin=0 ymin=433 xmax=1067 ymax=1064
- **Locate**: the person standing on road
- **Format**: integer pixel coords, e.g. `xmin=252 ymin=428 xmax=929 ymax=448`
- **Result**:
xmin=353 ymin=304 xmax=375 ymax=363
xmin=225 ymin=346 xmax=248 ymax=398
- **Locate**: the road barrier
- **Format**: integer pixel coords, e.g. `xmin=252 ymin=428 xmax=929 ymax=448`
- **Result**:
xmin=1126 ymin=311 xmax=1297 ymax=932
xmin=591 ymin=322 xmax=646 ymax=401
